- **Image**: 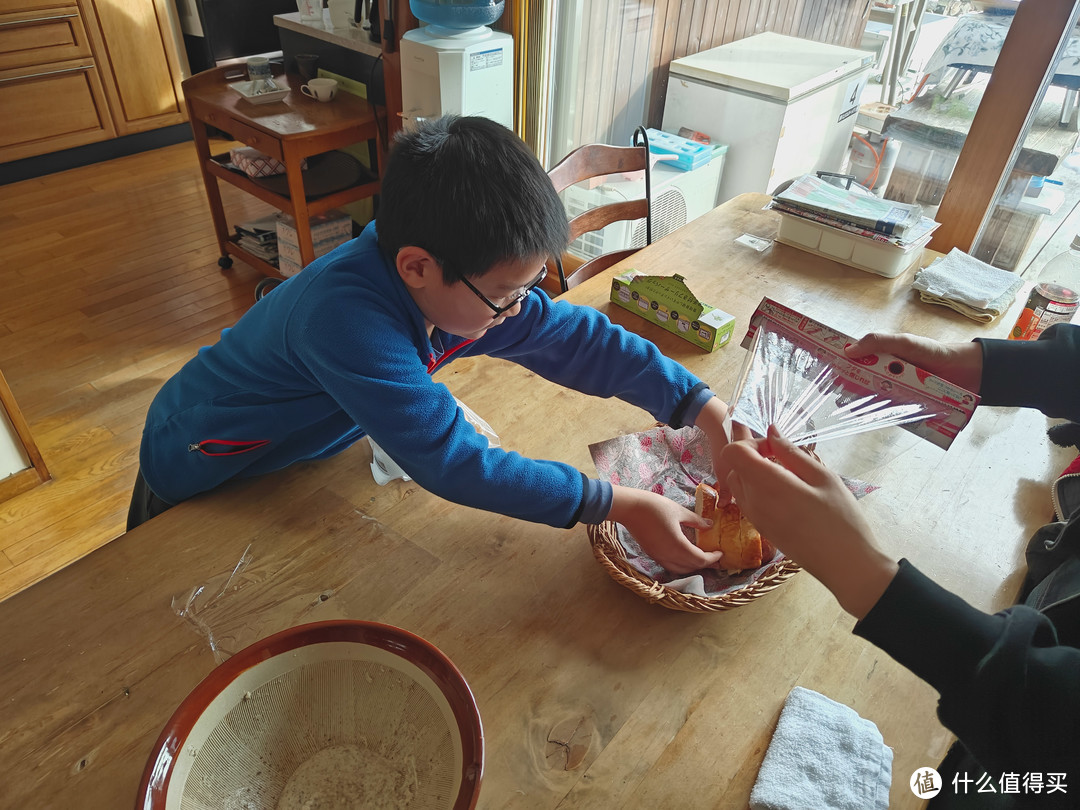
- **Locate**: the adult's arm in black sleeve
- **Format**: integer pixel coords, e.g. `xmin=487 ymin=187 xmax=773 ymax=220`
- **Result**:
xmin=976 ymin=323 xmax=1080 ymax=421
xmin=854 ymin=559 xmax=1080 ymax=778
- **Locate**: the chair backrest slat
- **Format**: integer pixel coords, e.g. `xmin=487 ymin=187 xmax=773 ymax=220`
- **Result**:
xmin=566 ymin=199 xmax=649 ymax=241
xmin=544 ymin=137 xmax=654 ymax=296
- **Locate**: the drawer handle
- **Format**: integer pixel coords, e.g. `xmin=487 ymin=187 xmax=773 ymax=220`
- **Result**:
xmin=0 ymin=13 xmax=78 ymax=26
xmin=0 ymin=65 xmax=92 ymax=83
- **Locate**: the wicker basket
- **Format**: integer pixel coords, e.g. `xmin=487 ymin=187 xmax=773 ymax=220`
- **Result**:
xmin=588 ymin=521 xmax=801 ymax=613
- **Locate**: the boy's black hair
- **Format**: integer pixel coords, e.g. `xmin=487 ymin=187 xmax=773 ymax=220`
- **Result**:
xmin=375 ymin=115 xmax=569 ymax=282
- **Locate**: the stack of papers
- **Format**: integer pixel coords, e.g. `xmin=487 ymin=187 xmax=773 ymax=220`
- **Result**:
xmin=772 ymin=174 xmax=940 ymax=248
xmin=234 ymin=215 xmax=279 ymax=265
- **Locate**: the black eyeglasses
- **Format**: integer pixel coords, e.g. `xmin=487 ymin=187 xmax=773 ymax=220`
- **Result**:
xmin=457 ymin=266 xmax=548 ymax=317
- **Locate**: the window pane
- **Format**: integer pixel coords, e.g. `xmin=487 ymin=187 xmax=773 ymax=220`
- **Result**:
xmin=880 ymin=7 xmax=1080 ymax=276
xmin=971 ymin=22 xmax=1080 ymax=277
xmin=880 ymin=11 xmax=1012 ymax=220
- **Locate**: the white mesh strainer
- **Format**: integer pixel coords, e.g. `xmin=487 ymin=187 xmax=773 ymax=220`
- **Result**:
xmin=137 ymin=621 xmax=483 ymax=810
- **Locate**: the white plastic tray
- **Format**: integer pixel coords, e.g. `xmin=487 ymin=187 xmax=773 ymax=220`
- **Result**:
xmin=776 ymin=212 xmax=930 ymax=278
xmin=229 ymin=79 xmax=289 ymax=105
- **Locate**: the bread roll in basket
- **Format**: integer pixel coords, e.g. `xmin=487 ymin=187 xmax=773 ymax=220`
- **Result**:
xmin=588 ymin=425 xmax=802 ymax=613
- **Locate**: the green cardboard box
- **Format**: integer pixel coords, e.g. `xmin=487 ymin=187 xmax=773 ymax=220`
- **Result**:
xmin=609 ymin=270 xmax=735 ymax=352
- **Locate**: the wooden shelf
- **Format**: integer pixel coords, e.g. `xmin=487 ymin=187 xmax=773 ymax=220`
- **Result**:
xmin=224 ymin=234 xmax=286 ymax=280
xmin=183 ymin=65 xmax=382 ymax=275
xmin=207 ymin=152 xmax=380 ymax=219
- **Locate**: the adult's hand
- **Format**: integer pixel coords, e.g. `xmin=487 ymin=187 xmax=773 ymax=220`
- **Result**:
xmin=608 ymin=485 xmax=723 ymax=574
xmin=721 ymin=426 xmax=898 ymax=619
xmin=845 ymin=332 xmax=984 ymax=393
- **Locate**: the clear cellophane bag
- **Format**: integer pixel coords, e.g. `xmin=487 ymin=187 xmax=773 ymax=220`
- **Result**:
xmin=728 ymin=301 xmax=978 ymax=450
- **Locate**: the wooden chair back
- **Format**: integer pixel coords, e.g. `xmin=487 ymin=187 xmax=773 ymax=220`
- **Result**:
xmin=544 ymin=130 xmax=652 ymax=295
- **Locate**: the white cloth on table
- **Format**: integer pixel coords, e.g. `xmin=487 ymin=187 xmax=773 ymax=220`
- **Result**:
xmin=750 ymin=686 xmax=893 ymax=810
xmin=911 ymin=248 xmax=1023 ymax=322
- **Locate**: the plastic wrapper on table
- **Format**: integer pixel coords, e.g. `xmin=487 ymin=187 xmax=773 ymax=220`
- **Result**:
xmin=169 ymin=511 xmax=416 ymax=663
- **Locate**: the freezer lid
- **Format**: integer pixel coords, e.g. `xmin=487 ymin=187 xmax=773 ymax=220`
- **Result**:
xmin=668 ymin=32 xmax=874 ymax=102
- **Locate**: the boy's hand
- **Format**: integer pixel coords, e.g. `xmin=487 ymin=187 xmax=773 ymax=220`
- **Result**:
xmin=720 ymin=426 xmax=898 ymax=620
xmin=608 ymin=485 xmax=723 ymax=574
xmin=693 ymin=396 xmax=752 ymax=501
xmin=845 ymin=332 xmax=983 ymax=393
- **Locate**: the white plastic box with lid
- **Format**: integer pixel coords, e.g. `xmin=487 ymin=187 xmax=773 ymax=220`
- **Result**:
xmin=662 ymin=32 xmax=873 ymax=205
xmin=275 ymin=210 xmax=353 ymax=277
xmin=774 ymin=213 xmax=933 ymax=278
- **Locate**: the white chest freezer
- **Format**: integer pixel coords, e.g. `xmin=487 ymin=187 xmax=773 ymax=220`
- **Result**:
xmin=662 ymin=32 xmax=872 ymax=204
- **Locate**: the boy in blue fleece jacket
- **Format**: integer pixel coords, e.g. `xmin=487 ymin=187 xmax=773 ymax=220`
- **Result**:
xmin=129 ymin=115 xmax=735 ymax=574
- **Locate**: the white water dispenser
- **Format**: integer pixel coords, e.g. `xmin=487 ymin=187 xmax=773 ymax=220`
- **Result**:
xmin=400 ymin=0 xmax=514 ymax=129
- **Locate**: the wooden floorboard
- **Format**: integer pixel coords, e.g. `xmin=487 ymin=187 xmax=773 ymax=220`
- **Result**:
xmin=0 ymin=139 xmax=267 ymax=602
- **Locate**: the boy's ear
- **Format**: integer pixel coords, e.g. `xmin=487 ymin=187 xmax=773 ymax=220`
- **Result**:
xmin=396 ymin=246 xmax=441 ymax=289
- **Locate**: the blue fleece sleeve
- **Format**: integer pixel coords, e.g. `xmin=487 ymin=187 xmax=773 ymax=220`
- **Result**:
xmin=471 ymin=297 xmax=720 ymax=524
xmin=474 ymin=292 xmax=709 ymax=427
xmin=579 ymin=478 xmax=612 ymax=525
xmin=285 ymin=258 xmax=588 ymax=529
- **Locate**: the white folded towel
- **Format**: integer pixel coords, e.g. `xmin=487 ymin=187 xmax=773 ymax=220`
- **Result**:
xmin=911 ymin=248 xmax=1023 ymax=322
xmin=750 ymin=686 xmax=893 ymax=810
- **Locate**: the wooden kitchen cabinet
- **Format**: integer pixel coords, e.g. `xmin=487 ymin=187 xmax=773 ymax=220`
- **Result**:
xmin=79 ymin=0 xmax=187 ymax=135
xmin=0 ymin=0 xmax=187 ymax=163
xmin=0 ymin=2 xmax=115 ymax=159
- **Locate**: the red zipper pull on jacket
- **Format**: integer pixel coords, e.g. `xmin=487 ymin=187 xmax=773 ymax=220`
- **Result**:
xmin=189 ymin=439 xmax=271 ymax=456
xmin=427 ymin=339 xmax=475 ymax=374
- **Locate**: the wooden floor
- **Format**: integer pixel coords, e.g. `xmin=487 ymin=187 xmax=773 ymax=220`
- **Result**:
xmin=0 ymin=139 xmax=272 ymax=602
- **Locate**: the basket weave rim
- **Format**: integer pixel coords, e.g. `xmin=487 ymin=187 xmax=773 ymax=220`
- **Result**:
xmin=588 ymin=521 xmax=801 ymax=613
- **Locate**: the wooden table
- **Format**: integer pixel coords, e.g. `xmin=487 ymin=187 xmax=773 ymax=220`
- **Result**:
xmin=182 ymin=65 xmax=382 ymax=279
xmin=2 ymin=194 xmax=1068 ymax=808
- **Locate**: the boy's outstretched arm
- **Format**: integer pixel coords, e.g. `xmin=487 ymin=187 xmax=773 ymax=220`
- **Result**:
xmin=691 ymin=395 xmax=752 ymax=498
xmin=607 ymin=485 xmax=724 ymax=574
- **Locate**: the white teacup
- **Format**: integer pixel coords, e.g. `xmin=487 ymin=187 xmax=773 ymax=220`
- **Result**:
xmin=301 ymin=78 xmax=338 ymax=102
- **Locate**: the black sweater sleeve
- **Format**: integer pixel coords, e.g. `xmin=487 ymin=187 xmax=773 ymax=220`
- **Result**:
xmin=854 ymin=560 xmax=1080 ymax=776
xmin=976 ymin=323 xmax=1080 ymax=421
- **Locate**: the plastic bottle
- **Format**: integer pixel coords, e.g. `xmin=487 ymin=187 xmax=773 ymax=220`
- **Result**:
xmin=1009 ymin=234 xmax=1080 ymax=340
xmin=296 ymin=0 xmax=322 ymax=23
xmin=848 ymin=132 xmax=900 ymax=198
xmin=409 ymin=0 xmax=505 ymax=30
xmin=328 ymin=0 xmax=353 ymax=29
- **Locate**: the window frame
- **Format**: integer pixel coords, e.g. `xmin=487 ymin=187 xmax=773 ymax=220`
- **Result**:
xmin=930 ymin=0 xmax=1080 ymax=257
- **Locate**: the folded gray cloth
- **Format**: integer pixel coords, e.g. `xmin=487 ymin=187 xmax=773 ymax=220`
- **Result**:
xmin=750 ymin=686 xmax=893 ymax=810
xmin=911 ymin=248 xmax=1023 ymax=323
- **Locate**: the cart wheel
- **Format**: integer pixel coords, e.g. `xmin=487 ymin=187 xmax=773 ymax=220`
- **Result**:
xmin=254 ymin=277 xmax=283 ymax=302
xmin=218 ymin=255 xmax=233 ymax=269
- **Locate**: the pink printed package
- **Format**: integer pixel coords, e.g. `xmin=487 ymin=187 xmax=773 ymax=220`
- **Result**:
xmin=731 ymin=298 xmax=979 ymax=450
